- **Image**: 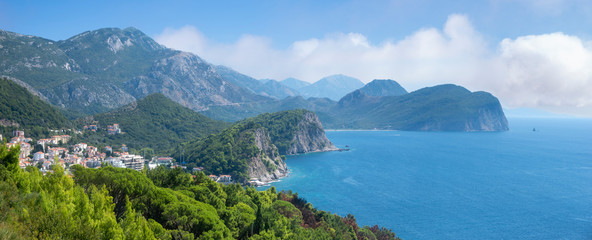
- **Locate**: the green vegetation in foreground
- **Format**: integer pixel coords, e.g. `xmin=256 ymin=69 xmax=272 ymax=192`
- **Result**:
xmin=76 ymin=93 xmax=229 ymax=153
xmin=0 ymin=144 xmax=399 ymax=239
xmin=0 ymin=77 xmax=72 ymax=138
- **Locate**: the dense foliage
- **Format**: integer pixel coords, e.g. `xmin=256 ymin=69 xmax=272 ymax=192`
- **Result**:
xmin=77 ymin=93 xmax=228 ymax=153
xmin=172 ymin=121 xmax=266 ymax=183
xmin=0 ymin=77 xmax=72 ymax=138
xmin=0 ymin=145 xmax=399 ymax=239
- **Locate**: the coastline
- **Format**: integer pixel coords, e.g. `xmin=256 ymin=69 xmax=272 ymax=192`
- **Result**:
xmin=250 ymin=169 xmax=290 ymax=187
xmin=325 ymin=129 xmax=399 ymax=132
xmin=250 ymin=147 xmax=343 ymax=187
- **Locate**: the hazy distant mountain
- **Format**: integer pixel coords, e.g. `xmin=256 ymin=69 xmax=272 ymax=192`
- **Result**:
xmin=0 ymin=27 xmax=266 ymax=114
xmin=298 ymin=74 xmax=365 ymax=101
xmin=258 ymin=78 xmax=273 ymax=84
xmin=358 ymin=79 xmax=408 ymax=97
xmin=281 ymin=77 xmax=310 ymax=90
xmin=214 ymin=66 xmax=299 ymax=99
xmin=262 ymin=80 xmax=300 ymax=99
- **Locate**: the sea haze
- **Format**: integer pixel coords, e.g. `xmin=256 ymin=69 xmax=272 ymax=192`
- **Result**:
xmin=260 ymin=118 xmax=592 ymax=239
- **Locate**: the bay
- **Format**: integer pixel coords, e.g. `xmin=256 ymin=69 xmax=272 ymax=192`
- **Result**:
xmin=260 ymin=118 xmax=592 ymax=239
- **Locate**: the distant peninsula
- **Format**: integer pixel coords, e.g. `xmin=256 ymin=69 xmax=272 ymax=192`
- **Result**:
xmin=203 ymin=80 xmax=509 ymax=132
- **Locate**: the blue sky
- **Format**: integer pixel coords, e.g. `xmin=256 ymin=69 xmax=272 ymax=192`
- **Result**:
xmin=2 ymin=0 xmax=591 ymax=46
xmin=2 ymin=0 xmax=592 ymax=116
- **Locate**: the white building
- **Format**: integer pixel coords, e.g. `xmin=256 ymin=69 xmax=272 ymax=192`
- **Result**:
xmin=120 ymin=154 xmax=145 ymax=171
xmin=104 ymin=157 xmax=126 ymax=168
xmin=33 ymin=152 xmax=45 ymax=161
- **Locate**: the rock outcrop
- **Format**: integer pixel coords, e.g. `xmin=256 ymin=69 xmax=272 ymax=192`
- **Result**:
xmin=244 ymin=109 xmax=338 ymax=155
xmin=247 ymin=128 xmax=288 ymax=183
xmin=285 ymin=111 xmax=338 ymax=155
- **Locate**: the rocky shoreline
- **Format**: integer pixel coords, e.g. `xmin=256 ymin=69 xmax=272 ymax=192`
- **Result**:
xmin=249 ymin=147 xmax=347 ymax=187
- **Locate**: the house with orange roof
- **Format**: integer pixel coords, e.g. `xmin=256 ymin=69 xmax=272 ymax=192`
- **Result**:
xmin=218 ymin=175 xmax=232 ymax=183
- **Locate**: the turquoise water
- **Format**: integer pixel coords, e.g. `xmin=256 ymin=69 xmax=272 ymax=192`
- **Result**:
xmin=260 ymin=118 xmax=592 ymax=239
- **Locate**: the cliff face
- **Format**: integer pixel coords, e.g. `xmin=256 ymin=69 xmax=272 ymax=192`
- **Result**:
xmin=244 ymin=110 xmax=338 ymax=155
xmin=465 ymin=103 xmax=509 ymax=132
xmin=247 ymin=128 xmax=287 ymax=182
xmin=285 ymin=111 xmax=338 ymax=155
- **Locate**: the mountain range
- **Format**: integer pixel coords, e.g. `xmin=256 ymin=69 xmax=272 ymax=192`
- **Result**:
xmin=0 ymin=27 xmax=508 ymax=131
xmin=0 ymin=27 xmax=264 ymax=114
xmin=213 ymin=65 xmax=299 ymax=99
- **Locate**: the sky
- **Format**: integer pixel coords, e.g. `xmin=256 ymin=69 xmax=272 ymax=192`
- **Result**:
xmin=2 ymin=0 xmax=592 ymax=117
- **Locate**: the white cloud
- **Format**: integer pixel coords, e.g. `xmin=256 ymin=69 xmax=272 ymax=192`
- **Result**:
xmin=156 ymin=26 xmax=208 ymax=55
xmin=482 ymin=33 xmax=592 ymax=115
xmin=155 ymin=15 xmax=592 ymax=117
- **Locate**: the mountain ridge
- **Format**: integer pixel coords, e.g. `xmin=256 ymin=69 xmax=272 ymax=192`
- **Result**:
xmin=0 ymin=77 xmax=72 ymax=138
xmin=82 ymin=93 xmax=228 ymax=152
xmin=0 ymin=27 xmax=266 ymax=114
xmin=358 ymin=79 xmax=408 ymax=97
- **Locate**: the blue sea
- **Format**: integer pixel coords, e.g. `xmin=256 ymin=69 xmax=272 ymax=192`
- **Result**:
xmin=259 ymin=118 xmax=592 ymax=239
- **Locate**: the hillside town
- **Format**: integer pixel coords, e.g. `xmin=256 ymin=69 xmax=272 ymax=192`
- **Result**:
xmin=2 ymin=128 xmax=233 ymax=184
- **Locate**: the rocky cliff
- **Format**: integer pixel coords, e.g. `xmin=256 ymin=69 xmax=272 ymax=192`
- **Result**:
xmin=244 ymin=109 xmax=338 ymax=155
xmin=247 ymin=128 xmax=288 ymax=183
xmin=284 ymin=111 xmax=338 ymax=155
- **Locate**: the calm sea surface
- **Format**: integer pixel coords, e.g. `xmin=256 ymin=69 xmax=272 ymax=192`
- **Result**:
xmin=259 ymin=118 xmax=592 ymax=239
